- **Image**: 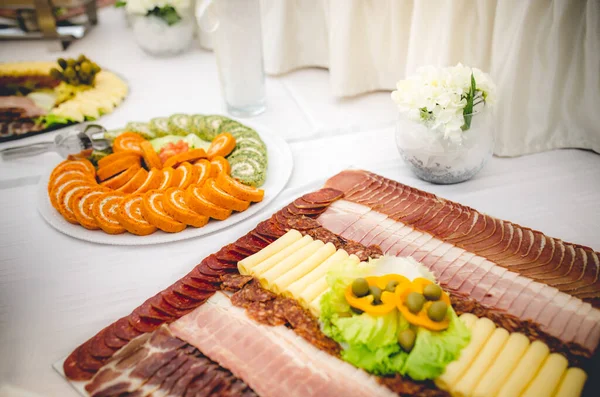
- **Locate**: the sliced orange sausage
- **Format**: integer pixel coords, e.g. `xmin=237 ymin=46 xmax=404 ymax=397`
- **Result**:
xmin=115 ymin=194 xmax=157 ymax=236
xmin=97 ymin=156 xmax=141 ymax=181
xmin=113 ymin=132 xmax=145 ymax=154
xmin=193 ymin=159 xmax=212 ymax=186
xmin=133 ymin=168 xmax=164 ymax=195
xmin=202 ymin=178 xmax=250 ymax=212
xmin=207 ymin=132 xmax=236 ymax=159
xmin=156 ymin=167 xmax=176 ymax=191
xmin=162 ymin=187 xmax=209 ymax=228
xmin=185 ymin=185 xmax=231 ymax=221
xmin=174 ymin=162 xmax=199 ymax=190
xmin=162 ymin=148 xmax=207 ymax=169
xmin=100 ymin=164 xmax=141 ymax=190
xmin=72 ymin=187 xmax=109 ymax=230
xmin=97 ymin=150 xmax=141 ymax=169
xmin=209 ymin=156 xmax=230 ymax=178
xmin=141 ymin=190 xmax=186 ymax=233
xmin=92 ymin=192 xmax=127 ymax=234
xmin=215 ymin=171 xmax=264 ymax=203
xmin=117 ymin=168 xmax=148 ymax=193
xmin=140 ymin=141 xmax=162 ymax=169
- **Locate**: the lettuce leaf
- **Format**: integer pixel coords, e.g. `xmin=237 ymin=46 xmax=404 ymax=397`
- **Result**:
xmin=37 ymin=114 xmax=74 ymax=127
xmin=149 ymin=134 xmax=211 ymax=152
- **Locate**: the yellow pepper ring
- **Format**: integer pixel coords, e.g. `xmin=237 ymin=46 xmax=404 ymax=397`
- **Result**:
xmin=396 ymin=278 xmax=451 ymax=331
xmin=344 ymin=274 xmax=410 ymax=316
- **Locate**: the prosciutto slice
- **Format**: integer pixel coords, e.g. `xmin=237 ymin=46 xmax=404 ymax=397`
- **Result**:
xmin=170 ymin=293 xmax=397 ymax=397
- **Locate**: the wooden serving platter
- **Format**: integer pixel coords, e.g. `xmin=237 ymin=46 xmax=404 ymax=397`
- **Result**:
xmin=57 ymin=169 xmax=599 ymax=396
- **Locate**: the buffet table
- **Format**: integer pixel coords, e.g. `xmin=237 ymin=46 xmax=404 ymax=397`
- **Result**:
xmin=0 ymin=7 xmax=599 ymax=397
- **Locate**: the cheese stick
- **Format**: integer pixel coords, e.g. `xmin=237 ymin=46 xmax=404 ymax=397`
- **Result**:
xmin=453 ymin=327 xmax=509 ymax=397
xmin=459 ymin=313 xmax=478 ymax=330
xmin=521 ymin=353 xmax=568 ymax=397
xmin=435 ymin=317 xmax=496 ymax=391
xmin=554 ymin=367 xmax=587 ymax=397
xmin=298 ymin=275 xmax=328 ymax=306
xmin=472 ymin=332 xmax=530 ymax=397
xmin=260 ymin=240 xmax=324 ymax=288
xmin=251 ymin=235 xmax=313 ymax=276
xmin=272 ymin=242 xmax=336 ymax=294
xmin=285 ymin=251 xmax=355 ymax=298
xmin=238 ymin=229 xmax=302 ymax=273
xmin=496 ymin=340 xmax=550 ymax=397
xmin=308 ymin=290 xmax=326 ymax=317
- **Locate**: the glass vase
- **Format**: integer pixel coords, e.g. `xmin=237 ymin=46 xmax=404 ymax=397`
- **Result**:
xmin=395 ymin=107 xmax=495 ymax=184
xmin=131 ymin=11 xmax=194 ymax=57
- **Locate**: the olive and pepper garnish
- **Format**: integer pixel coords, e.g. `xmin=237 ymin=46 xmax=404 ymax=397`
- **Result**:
xmin=51 ymin=54 xmax=101 ymax=86
xmin=351 ymin=278 xmax=370 ymax=297
xmin=398 ymin=328 xmax=416 ymax=352
xmin=385 ymin=280 xmax=399 ymax=292
xmin=427 ymin=301 xmax=448 ymax=322
xmin=369 ymin=285 xmax=382 ymax=305
xmin=423 ymin=284 xmax=442 ymax=301
xmin=406 ymin=292 xmax=426 ymax=314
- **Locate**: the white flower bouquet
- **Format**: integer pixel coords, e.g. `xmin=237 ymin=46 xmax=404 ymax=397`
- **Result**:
xmin=391 ymin=64 xmax=496 ymax=142
xmin=117 ymin=0 xmax=191 ymax=25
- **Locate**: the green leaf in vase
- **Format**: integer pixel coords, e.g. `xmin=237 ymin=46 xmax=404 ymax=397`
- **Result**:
xmin=462 ymin=72 xmax=476 ymax=131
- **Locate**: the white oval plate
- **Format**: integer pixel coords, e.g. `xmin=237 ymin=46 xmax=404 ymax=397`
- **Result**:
xmin=37 ymin=121 xmax=293 ymax=245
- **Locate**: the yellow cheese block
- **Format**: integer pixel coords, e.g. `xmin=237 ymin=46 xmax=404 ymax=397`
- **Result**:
xmin=272 ymin=242 xmax=336 ymax=294
xmin=453 ymin=327 xmax=510 ymax=397
xmin=238 ymin=229 xmax=302 ymax=274
xmin=554 ymin=367 xmax=587 ymax=397
xmin=436 ymin=317 xmax=496 ymax=391
xmin=459 ymin=313 xmax=478 ymax=330
xmin=298 ymin=275 xmax=328 ymax=307
xmin=285 ymin=251 xmax=356 ymax=298
xmin=472 ymin=332 xmax=530 ymax=397
xmin=260 ymin=240 xmax=324 ymax=289
xmin=521 ymin=353 xmax=568 ymax=397
xmin=496 ymin=340 xmax=550 ymax=397
xmin=250 ymin=235 xmax=312 ymax=276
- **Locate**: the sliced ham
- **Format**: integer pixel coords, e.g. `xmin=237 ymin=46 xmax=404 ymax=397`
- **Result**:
xmin=0 ymin=96 xmax=46 ymax=118
xmin=170 ymin=293 xmax=397 ymax=397
xmin=397 ymin=233 xmax=434 ymax=258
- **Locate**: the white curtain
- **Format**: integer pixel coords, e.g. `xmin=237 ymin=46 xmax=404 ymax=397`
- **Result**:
xmin=200 ymin=0 xmax=600 ymax=156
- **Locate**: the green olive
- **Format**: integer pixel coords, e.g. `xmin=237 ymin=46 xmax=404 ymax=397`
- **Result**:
xmin=77 ymin=54 xmax=87 ymax=63
xmin=398 ymin=329 xmax=416 ymax=352
xmin=427 ymin=301 xmax=448 ymax=322
xmin=423 ymin=284 xmax=443 ymax=301
xmin=66 ymin=58 xmax=76 ymax=67
xmin=57 ymin=58 xmax=67 ymax=69
xmin=91 ymin=63 xmax=101 ymax=73
xmin=350 ymin=306 xmax=364 ymax=315
xmin=64 ymin=67 xmax=76 ymax=79
xmin=351 ymin=278 xmax=370 ymax=298
xmin=405 ymin=292 xmax=425 ymax=314
xmin=80 ymin=61 xmax=92 ymax=74
xmin=385 ymin=280 xmax=399 ymax=292
xmin=369 ymin=285 xmax=382 ymax=305
xmin=49 ymin=68 xmax=62 ymax=80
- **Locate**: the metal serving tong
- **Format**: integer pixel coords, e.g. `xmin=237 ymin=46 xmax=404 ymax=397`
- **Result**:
xmin=0 ymin=124 xmax=110 ymax=160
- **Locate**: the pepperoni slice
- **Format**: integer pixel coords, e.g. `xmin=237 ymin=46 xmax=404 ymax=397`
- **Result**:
xmin=301 ymin=188 xmax=344 ymax=204
xmin=89 ymin=327 xmax=118 ymax=359
xmin=134 ymin=304 xmax=173 ymax=322
xmin=205 ymin=255 xmax=237 ymax=272
xmin=97 ymin=156 xmax=141 ymax=181
xmin=77 ymin=341 xmax=107 ymax=371
xmin=117 ymin=167 xmax=148 ymax=194
xmin=181 ymin=274 xmax=218 ymax=291
xmin=128 ymin=311 xmax=163 ymax=333
xmin=172 ymin=281 xmax=215 ymax=301
xmin=162 ymin=289 xmax=203 ymax=310
xmin=141 ymin=190 xmax=186 ymax=233
xmin=92 ymin=192 xmax=126 ymax=234
xmin=133 ymin=167 xmax=164 ymax=194
xmin=184 ymin=184 xmax=231 ymax=220
xmin=162 ymin=148 xmax=207 ymax=169
xmin=149 ymin=294 xmax=193 ymax=317
xmin=192 ymin=159 xmax=212 ymax=186
xmin=114 ymin=317 xmax=143 ymax=341
xmin=115 ymin=194 xmax=157 ymax=236
xmin=100 ymin=164 xmax=141 ymax=190
xmin=255 ymin=219 xmax=287 ymax=239
xmin=63 ymin=346 xmax=96 ymax=381
xmin=72 ymin=188 xmax=108 ymax=230
xmin=162 ymin=187 xmax=209 ymax=228
xmin=113 ymin=132 xmax=145 ymax=155
xmin=215 ymin=245 xmax=248 ymax=263
xmin=103 ymin=324 xmax=129 ymax=349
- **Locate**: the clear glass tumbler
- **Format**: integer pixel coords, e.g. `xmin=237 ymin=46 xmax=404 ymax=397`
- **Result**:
xmin=209 ymin=0 xmax=267 ymax=117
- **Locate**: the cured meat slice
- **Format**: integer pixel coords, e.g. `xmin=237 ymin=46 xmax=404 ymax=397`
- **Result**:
xmin=397 ymin=233 xmax=434 ymax=257
xmin=325 ymin=170 xmax=373 ymax=197
xmin=387 ymin=230 xmax=423 ymax=256
xmin=344 ymin=211 xmax=388 ymax=242
xmin=359 ymin=218 xmax=395 ymax=246
xmin=447 ymin=256 xmax=486 ymax=291
xmin=114 ymin=317 xmax=144 ymax=341
xmin=90 ymin=327 xmax=118 ymax=359
xmin=410 ymin=238 xmax=445 ymax=262
xmin=63 ymin=346 xmax=97 ymax=381
xmin=170 ymin=293 xmax=397 ymax=397
xmin=378 ymin=225 xmax=414 ymax=253
xmin=366 ymin=222 xmax=405 ymax=249
xmin=438 ymin=252 xmax=476 ymax=286
xmin=525 ymin=240 xmax=566 ymax=276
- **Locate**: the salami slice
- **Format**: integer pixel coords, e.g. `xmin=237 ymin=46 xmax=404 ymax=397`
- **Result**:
xmin=172 ymin=281 xmax=215 ymax=301
xmin=292 ymin=198 xmax=328 ymax=210
xmin=215 ymin=245 xmax=248 ymax=263
xmin=77 ymin=341 xmax=107 ymax=371
xmin=162 ymin=289 xmax=204 ymax=310
xmin=255 ymin=219 xmax=287 ymax=239
xmin=181 ymin=274 xmax=218 ymax=292
xmin=220 ymin=274 xmax=253 ymax=292
xmin=205 ymin=255 xmax=238 ymax=272
xmin=250 ymin=230 xmax=275 ymax=245
xmin=301 ymin=188 xmax=344 ymax=204
xmin=63 ymin=346 xmax=96 ymax=381
xmin=103 ymin=324 xmax=129 ymax=350
xmin=235 ymin=234 xmax=269 ymax=253
xmin=294 ymin=206 xmax=328 ymax=217
xmin=274 ymin=211 xmax=291 ymax=228
xmin=197 ymin=258 xmax=226 ymax=278
xmin=191 ymin=264 xmax=222 ymax=284
xmin=114 ymin=316 xmax=144 ymax=340
xmin=89 ymin=327 xmax=118 ymax=359
xmin=286 ymin=203 xmax=301 ymax=215
xmin=129 ymin=310 xmax=164 ymax=333
xmin=281 ymin=206 xmax=296 ymax=219
xmin=246 ymin=301 xmax=287 ymax=326
xmin=135 ymin=301 xmax=174 ymax=322
xmin=149 ymin=293 xmax=194 ymax=318
xmin=285 ymin=217 xmax=321 ymax=231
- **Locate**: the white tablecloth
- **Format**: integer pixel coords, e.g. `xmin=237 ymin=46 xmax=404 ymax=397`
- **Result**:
xmin=0 ymin=7 xmax=599 ymax=397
